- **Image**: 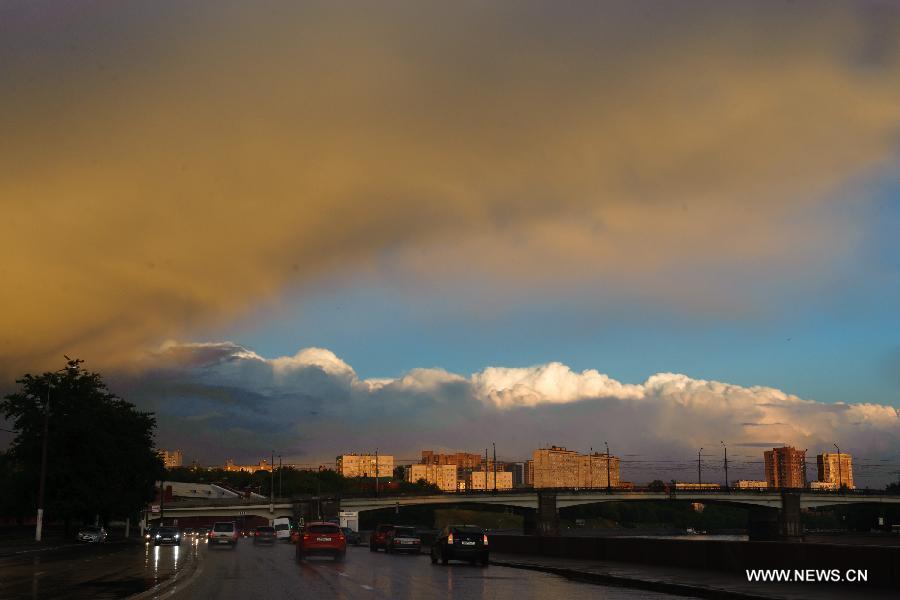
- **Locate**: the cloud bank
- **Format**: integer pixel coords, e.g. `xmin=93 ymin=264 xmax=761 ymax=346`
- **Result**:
xmin=115 ymin=342 xmax=900 ymax=486
xmin=2 ymin=1 xmax=899 ymax=375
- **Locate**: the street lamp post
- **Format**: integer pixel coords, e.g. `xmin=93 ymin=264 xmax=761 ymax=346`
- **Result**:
xmin=698 ymin=448 xmax=703 ymax=486
xmin=492 ymin=442 xmax=497 ymax=494
xmin=590 ymin=447 xmax=593 ymax=489
xmin=833 ymin=443 xmax=843 ymax=492
xmin=605 ymin=441 xmax=611 ymax=494
xmin=35 ymin=377 xmax=52 ymax=542
xmin=721 ymin=441 xmax=728 ymax=490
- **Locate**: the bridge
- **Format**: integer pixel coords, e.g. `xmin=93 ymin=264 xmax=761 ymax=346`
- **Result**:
xmin=158 ymin=489 xmax=900 ymax=541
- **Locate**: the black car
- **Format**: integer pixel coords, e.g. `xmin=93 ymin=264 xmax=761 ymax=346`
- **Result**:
xmin=254 ymin=526 xmax=276 ymax=544
xmin=341 ymin=527 xmax=361 ymax=546
xmin=153 ymin=526 xmax=182 ymax=546
xmin=386 ymin=526 xmax=420 ymax=554
xmin=430 ymin=525 xmax=489 ymax=566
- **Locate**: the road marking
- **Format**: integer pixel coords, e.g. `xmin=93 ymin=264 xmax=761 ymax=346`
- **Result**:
xmin=337 ymin=572 xmax=348 ymax=577
xmin=360 ymin=584 xmax=374 ymax=590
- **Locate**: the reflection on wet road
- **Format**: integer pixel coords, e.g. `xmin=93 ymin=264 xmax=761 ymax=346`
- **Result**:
xmin=1 ymin=537 xmax=692 ymax=599
xmin=176 ymin=542 xmax=689 ymax=600
xmin=0 ymin=536 xmax=202 ymax=599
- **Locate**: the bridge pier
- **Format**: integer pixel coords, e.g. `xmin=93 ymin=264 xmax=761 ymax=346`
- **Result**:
xmin=747 ymin=491 xmax=804 ymax=541
xmin=536 ymin=491 xmax=559 ymax=536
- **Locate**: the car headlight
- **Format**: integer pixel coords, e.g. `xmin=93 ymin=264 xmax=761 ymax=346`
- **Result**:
xmin=155 ymin=534 xmax=161 ymax=538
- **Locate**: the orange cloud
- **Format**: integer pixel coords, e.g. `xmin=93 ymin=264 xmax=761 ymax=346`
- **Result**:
xmin=1 ymin=1 xmax=898 ymax=374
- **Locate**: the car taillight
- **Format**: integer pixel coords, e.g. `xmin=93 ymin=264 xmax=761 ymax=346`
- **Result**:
xmin=483 ymin=534 xmax=489 ymax=545
xmin=254 ymin=532 xmax=259 ymax=536
xmin=447 ymin=533 xmax=454 ymax=544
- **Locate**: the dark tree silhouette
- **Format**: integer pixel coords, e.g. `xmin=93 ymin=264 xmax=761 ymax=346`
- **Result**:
xmin=1 ymin=358 xmax=163 ymax=532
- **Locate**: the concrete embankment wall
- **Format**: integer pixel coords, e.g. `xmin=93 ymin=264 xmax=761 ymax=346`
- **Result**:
xmin=487 ymin=534 xmax=900 ymax=588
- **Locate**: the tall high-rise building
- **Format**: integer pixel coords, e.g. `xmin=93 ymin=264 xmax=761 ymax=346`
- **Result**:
xmin=405 ymin=464 xmax=459 ymax=491
xmin=157 ymin=449 xmax=183 ymax=468
xmin=530 ymin=446 xmax=620 ymax=489
xmin=764 ymin=446 xmax=806 ymax=489
xmin=336 ymin=454 xmax=394 ymax=478
xmin=817 ymin=452 xmax=854 ymax=489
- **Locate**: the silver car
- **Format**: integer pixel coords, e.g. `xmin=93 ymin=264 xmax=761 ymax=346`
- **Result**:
xmin=77 ymin=526 xmax=108 ymax=543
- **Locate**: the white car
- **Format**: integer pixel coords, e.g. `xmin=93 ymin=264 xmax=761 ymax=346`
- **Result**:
xmin=77 ymin=526 xmax=107 ymax=543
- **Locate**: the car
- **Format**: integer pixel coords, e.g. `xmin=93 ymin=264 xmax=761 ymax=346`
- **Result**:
xmin=385 ymin=526 xmax=420 ymax=554
xmin=153 ymin=526 xmax=182 ymax=546
xmin=341 ymin=527 xmax=361 ymax=546
xmin=296 ymin=522 xmax=346 ymax=561
xmin=254 ymin=526 xmax=276 ymax=544
xmin=77 ymin=526 xmax=107 ymax=543
xmin=196 ymin=527 xmax=209 ymax=540
xmin=430 ymin=525 xmax=489 ymax=566
xmin=209 ymin=521 xmax=239 ymax=547
xmin=369 ymin=524 xmax=394 ymax=551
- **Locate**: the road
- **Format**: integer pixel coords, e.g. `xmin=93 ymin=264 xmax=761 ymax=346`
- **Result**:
xmin=175 ymin=540 xmax=688 ymax=600
xmin=0 ymin=537 xmax=690 ymax=599
xmin=0 ymin=537 xmax=200 ymax=599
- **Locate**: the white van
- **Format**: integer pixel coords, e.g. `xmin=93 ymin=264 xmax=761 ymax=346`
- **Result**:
xmin=273 ymin=517 xmax=292 ymax=541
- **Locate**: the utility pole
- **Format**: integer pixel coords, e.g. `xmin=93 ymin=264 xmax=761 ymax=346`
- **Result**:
xmin=833 ymin=443 xmax=842 ymax=492
xmin=270 ymin=450 xmax=275 ymax=512
xmin=492 ymin=442 xmax=497 ymax=494
xmin=375 ymin=449 xmax=379 ymax=497
xmin=159 ymin=476 xmax=165 ymax=525
xmin=721 ymin=441 xmax=728 ymax=490
xmin=605 ymin=441 xmax=612 ymax=494
xmin=698 ymin=448 xmax=703 ymax=486
xmin=34 ymin=376 xmax=52 ymax=542
xmin=590 ymin=447 xmax=593 ymax=489
xmin=484 ymin=448 xmax=488 ymax=492
xmin=279 ymin=454 xmax=283 ymax=497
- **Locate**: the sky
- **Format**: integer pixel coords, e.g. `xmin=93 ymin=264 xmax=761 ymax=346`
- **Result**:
xmin=1 ymin=1 xmax=899 ymax=484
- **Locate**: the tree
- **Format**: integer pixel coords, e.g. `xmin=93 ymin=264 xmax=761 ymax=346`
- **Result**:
xmin=1 ymin=359 xmax=163 ymax=530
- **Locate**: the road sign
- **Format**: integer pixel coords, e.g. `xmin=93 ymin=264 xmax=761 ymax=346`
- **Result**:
xmin=151 ymin=505 xmax=160 ymax=514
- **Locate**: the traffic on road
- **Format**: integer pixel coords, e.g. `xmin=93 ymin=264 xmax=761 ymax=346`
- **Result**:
xmin=0 ymin=521 xmax=689 ymax=599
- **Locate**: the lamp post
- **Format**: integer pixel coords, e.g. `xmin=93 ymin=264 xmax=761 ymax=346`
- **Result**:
xmin=278 ymin=454 xmax=283 ymax=498
xmin=492 ymin=442 xmax=497 ymax=494
xmin=721 ymin=441 xmax=728 ymax=490
xmin=270 ymin=450 xmax=275 ymax=513
xmin=375 ymin=449 xmax=379 ymax=497
xmin=605 ymin=441 xmax=611 ymax=494
xmin=698 ymin=448 xmax=703 ymax=486
xmin=590 ymin=447 xmax=593 ymax=489
xmin=34 ymin=377 xmax=52 ymax=542
xmin=833 ymin=443 xmax=842 ymax=492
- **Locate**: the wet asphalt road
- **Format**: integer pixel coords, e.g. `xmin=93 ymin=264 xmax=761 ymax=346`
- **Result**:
xmin=0 ymin=537 xmax=200 ymax=599
xmin=0 ymin=537 xmax=689 ymax=599
xmin=176 ymin=540 xmax=686 ymax=600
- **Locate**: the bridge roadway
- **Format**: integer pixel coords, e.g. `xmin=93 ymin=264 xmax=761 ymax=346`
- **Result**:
xmin=160 ymin=490 xmax=900 ymax=520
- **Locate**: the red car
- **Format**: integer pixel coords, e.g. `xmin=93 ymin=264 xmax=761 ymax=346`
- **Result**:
xmin=369 ymin=524 xmax=394 ymax=552
xmin=296 ymin=522 xmax=346 ymax=561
